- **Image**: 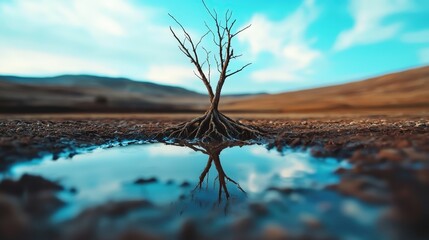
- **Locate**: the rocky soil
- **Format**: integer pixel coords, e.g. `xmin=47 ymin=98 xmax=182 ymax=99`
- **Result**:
xmin=0 ymin=114 xmax=428 ymax=239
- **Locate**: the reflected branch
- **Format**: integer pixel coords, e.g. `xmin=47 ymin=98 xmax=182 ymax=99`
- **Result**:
xmin=171 ymin=141 xmax=248 ymax=202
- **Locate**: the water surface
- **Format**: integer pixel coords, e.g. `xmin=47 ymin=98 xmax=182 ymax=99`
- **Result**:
xmin=6 ymin=142 xmax=386 ymax=239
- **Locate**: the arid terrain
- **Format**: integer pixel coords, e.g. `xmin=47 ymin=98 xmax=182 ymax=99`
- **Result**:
xmin=1 ymin=0 xmax=428 ymax=237
xmin=2 ymin=66 xmax=428 ymax=114
xmin=1 ymin=66 xmax=429 ymax=239
xmin=0 ymin=75 xmax=259 ymax=113
xmin=223 ymin=66 xmax=429 ymax=113
xmin=0 ymin=112 xmax=428 ymax=239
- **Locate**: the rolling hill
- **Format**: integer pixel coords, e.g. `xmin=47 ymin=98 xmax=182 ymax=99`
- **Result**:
xmin=0 ymin=75 xmax=210 ymax=113
xmin=1 ymin=66 xmax=428 ymax=113
xmin=222 ymin=66 xmax=429 ymax=113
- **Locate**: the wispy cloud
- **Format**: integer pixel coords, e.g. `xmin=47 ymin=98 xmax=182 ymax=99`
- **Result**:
xmin=402 ymin=29 xmax=429 ymax=43
xmin=238 ymin=0 xmax=321 ymax=83
xmin=147 ymin=145 xmax=194 ymax=156
xmin=0 ymin=47 xmax=120 ymax=76
xmin=0 ymin=0 xmax=143 ymax=37
xmin=419 ymin=48 xmax=429 ymax=63
xmin=401 ymin=29 xmax=429 ymax=64
xmin=334 ymin=0 xmax=413 ymax=51
xmin=144 ymin=65 xmax=198 ymax=86
xmin=0 ymin=0 xmax=194 ymax=85
xmin=0 ymin=0 xmax=427 ymax=93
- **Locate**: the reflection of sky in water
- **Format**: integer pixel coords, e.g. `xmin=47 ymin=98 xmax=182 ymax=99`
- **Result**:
xmin=11 ymin=144 xmax=349 ymax=215
xmin=7 ymin=143 xmax=387 ymax=239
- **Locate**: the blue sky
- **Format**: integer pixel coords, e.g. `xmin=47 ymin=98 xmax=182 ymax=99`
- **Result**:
xmin=0 ymin=0 xmax=428 ymax=94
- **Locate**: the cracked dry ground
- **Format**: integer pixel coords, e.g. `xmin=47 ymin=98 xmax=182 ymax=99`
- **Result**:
xmin=0 ymin=114 xmax=428 ymax=238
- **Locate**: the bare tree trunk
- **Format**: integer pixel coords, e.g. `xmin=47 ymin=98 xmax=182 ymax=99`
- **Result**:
xmin=162 ymin=0 xmax=263 ymax=142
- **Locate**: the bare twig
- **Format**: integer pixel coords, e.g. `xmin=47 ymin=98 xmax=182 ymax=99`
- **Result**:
xmin=232 ymin=24 xmax=251 ymax=37
xmin=168 ymin=14 xmax=214 ymax=100
xmin=226 ymin=63 xmax=252 ymax=78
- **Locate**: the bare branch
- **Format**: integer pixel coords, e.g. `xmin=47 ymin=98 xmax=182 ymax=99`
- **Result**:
xmin=176 ymin=142 xmax=208 ymax=154
xmin=226 ymin=63 xmax=252 ymax=78
xmin=177 ymin=46 xmax=190 ymax=59
xmin=163 ymin=1 xmax=263 ymax=142
xmin=203 ymin=1 xmax=226 ymax=66
xmin=213 ymin=9 xmax=218 ymax=21
xmin=225 ymin=10 xmax=232 ymax=25
xmin=193 ymin=70 xmax=203 ymax=80
xmin=169 ymin=14 xmax=193 ymax=44
xmin=202 ymin=0 xmax=216 ymax=21
xmin=196 ymin=30 xmax=210 ymax=49
xmin=225 ymin=175 xmax=246 ymax=194
xmin=202 ymin=47 xmax=211 ymax=83
xmin=169 ymin=13 xmax=201 ymax=63
xmin=213 ymin=55 xmax=221 ymax=73
xmin=168 ymin=14 xmax=214 ymax=100
xmin=232 ymin=24 xmax=251 ymax=37
xmin=170 ymin=27 xmax=193 ymax=59
xmin=205 ymin=22 xmax=218 ymax=45
xmin=169 ymin=0 xmax=253 ymax=106
xmin=231 ymin=20 xmax=237 ymax=31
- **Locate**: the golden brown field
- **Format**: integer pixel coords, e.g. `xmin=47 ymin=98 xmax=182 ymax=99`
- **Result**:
xmin=223 ymin=66 xmax=429 ymax=113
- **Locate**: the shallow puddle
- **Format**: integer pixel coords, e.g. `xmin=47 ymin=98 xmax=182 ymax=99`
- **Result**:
xmin=4 ymin=142 xmax=388 ymax=239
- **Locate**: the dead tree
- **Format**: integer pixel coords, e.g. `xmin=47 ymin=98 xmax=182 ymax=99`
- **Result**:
xmin=174 ymin=141 xmax=246 ymax=202
xmin=164 ymin=1 xmax=263 ymax=142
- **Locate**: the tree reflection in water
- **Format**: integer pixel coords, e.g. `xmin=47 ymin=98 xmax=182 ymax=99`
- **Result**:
xmin=170 ymin=141 xmax=250 ymax=203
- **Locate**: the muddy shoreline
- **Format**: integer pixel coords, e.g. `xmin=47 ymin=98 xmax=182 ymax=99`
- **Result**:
xmin=1 ymin=115 xmax=427 ymax=166
xmin=1 ymin=114 xmax=428 ymax=239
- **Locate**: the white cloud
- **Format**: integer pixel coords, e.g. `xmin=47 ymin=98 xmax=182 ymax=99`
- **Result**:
xmin=144 ymin=65 xmax=198 ymax=85
xmin=238 ymin=0 xmax=321 ymax=83
xmin=401 ymin=29 xmax=429 ymax=64
xmin=0 ymin=0 xmax=199 ymax=87
xmin=334 ymin=0 xmax=413 ymax=51
xmin=419 ymin=48 xmax=429 ymax=63
xmin=0 ymin=47 xmax=120 ymax=76
xmin=147 ymin=145 xmax=194 ymax=156
xmin=0 ymin=0 xmax=146 ymax=37
xmin=402 ymin=29 xmax=429 ymax=43
xmin=252 ymin=69 xmax=299 ymax=83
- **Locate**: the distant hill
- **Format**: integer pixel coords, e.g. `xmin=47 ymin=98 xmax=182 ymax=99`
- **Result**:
xmin=222 ymin=66 xmax=429 ymax=113
xmin=0 ymin=75 xmax=208 ymax=113
xmin=1 ymin=66 xmax=428 ymax=113
xmin=1 ymin=75 xmax=201 ymax=97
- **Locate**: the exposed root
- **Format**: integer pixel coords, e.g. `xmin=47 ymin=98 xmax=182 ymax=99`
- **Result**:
xmin=162 ymin=109 xmax=264 ymax=142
